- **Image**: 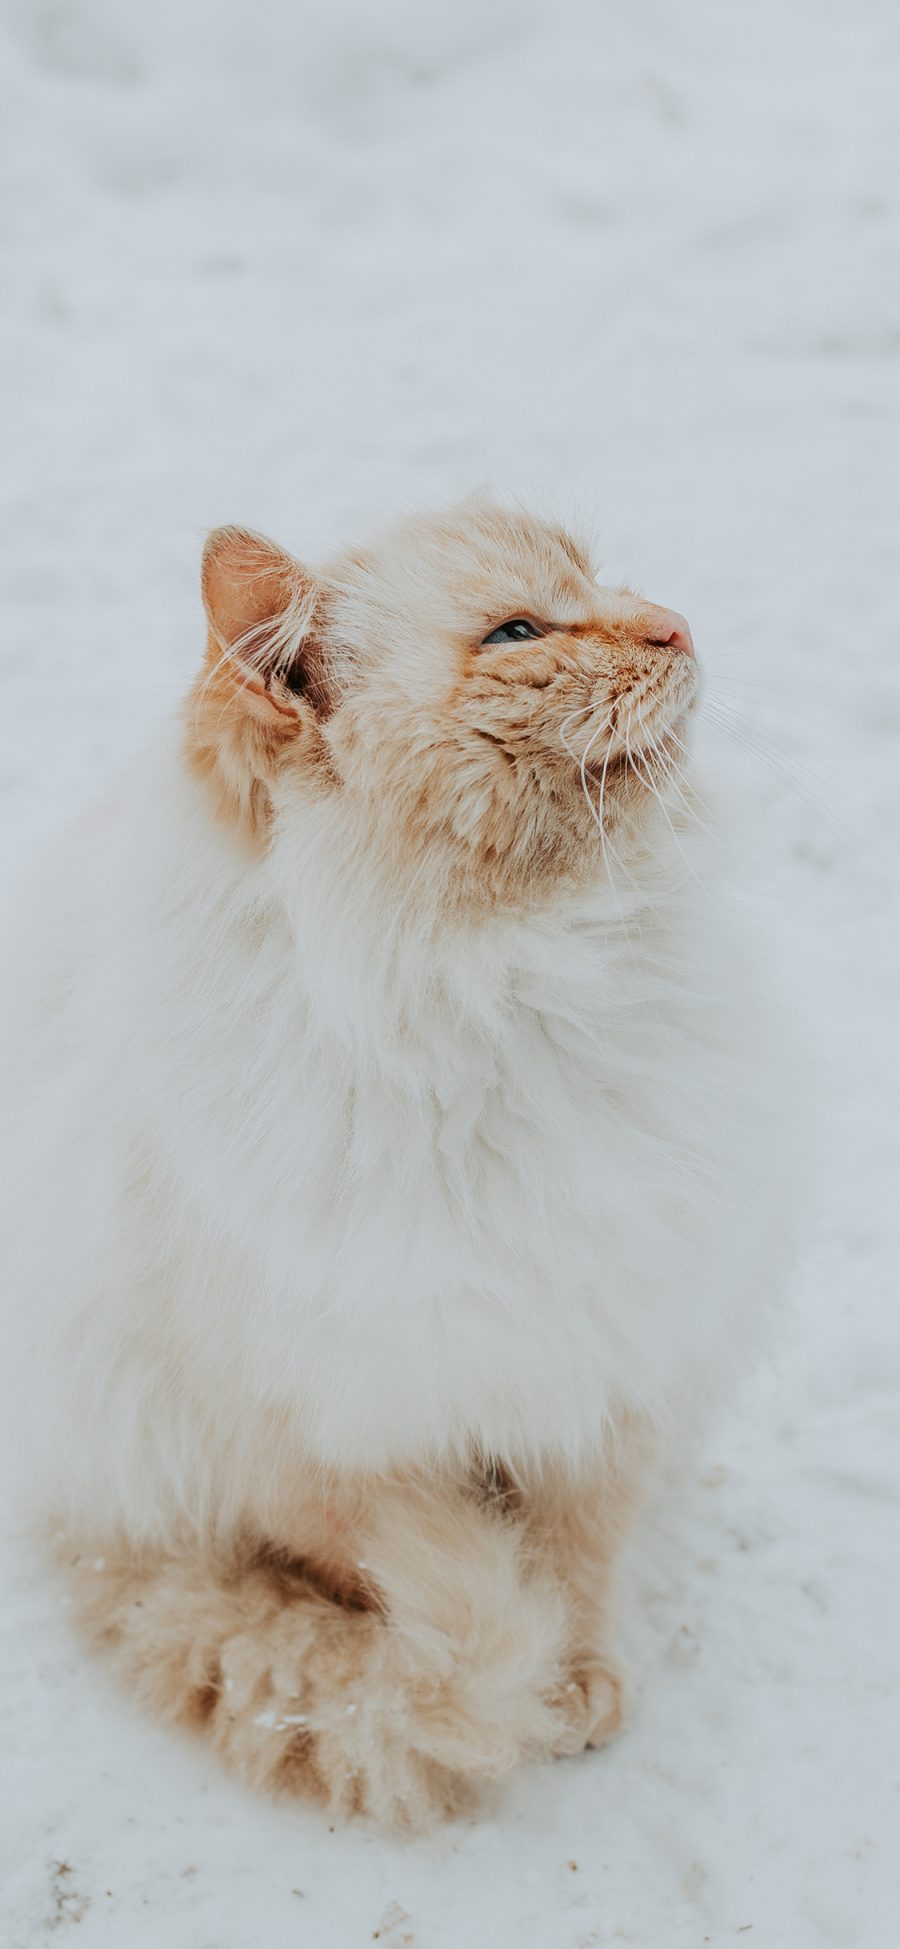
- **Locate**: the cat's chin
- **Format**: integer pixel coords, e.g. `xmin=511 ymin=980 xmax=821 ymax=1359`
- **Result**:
xmin=580 ymin=713 xmax=690 ymax=793
xmin=577 ymin=665 xmax=697 ymax=793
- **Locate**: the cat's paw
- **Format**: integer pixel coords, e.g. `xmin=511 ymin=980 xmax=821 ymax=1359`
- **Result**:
xmin=552 ymin=1656 xmax=627 ymax=1756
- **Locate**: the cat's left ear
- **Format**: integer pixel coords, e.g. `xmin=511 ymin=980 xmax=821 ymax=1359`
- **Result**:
xmin=190 ymin=527 xmax=334 ymax=844
xmin=201 ymin=525 xmax=332 ymax=717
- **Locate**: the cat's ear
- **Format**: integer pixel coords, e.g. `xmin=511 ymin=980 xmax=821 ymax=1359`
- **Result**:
xmin=188 ymin=527 xmax=334 ymax=846
xmin=200 ymin=526 xmax=332 ymax=716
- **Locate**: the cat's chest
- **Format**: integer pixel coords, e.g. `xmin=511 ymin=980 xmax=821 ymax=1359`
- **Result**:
xmin=233 ymin=982 xmax=706 ymax=1308
xmin=256 ymin=1011 xmax=733 ymax=1466
xmin=158 ymin=944 xmax=766 ymax=1468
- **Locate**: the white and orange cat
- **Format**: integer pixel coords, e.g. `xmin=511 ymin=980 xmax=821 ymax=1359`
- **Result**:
xmin=0 ymin=499 xmax=790 ymax=1827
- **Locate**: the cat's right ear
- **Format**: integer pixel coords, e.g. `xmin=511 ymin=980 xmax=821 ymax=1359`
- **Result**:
xmin=200 ymin=525 xmax=333 ymax=716
xmin=189 ymin=527 xmax=335 ymax=845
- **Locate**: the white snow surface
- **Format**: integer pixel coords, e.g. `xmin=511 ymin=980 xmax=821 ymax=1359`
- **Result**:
xmin=1 ymin=1 xmax=898 ymax=1944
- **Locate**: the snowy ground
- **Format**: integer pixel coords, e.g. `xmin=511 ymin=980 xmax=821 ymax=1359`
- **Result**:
xmin=1 ymin=0 xmax=898 ymax=1943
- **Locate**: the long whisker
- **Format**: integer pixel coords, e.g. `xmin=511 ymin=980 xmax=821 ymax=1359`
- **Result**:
xmin=706 ymin=672 xmax=808 ymax=701
xmin=596 ymin=714 xmax=649 ymax=907
xmin=594 ymin=729 xmax=633 ymax=911
xmin=558 ymin=699 xmax=598 ymax=764
xmin=628 ymin=705 xmax=714 ymax=897
xmin=705 ymin=695 xmax=838 ymax=796
xmin=578 ymin=709 xmax=613 ymax=832
xmin=561 ymin=702 xmax=637 ymax=904
xmin=635 ymin=718 xmax=700 ymax=825
xmin=639 ymin=716 xmax=731 ymax=853
xmin=702 ymin=698 xmax=856 ymax=840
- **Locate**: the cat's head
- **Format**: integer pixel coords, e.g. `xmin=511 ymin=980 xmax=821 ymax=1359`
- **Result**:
xmin=188 ymin=498 xmax=699 ymax=912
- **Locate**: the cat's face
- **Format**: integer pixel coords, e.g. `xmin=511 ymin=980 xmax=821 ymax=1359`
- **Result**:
xmin=190 ymin=500 xmax=699 ymax=911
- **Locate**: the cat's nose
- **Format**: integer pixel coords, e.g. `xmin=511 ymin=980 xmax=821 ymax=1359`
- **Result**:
xmin=643 ymin=604 xmax=694 ymax=658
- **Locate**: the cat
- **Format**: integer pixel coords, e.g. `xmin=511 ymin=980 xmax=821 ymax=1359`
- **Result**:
xmin=0 ymin=498 xmax=791 ymax=1829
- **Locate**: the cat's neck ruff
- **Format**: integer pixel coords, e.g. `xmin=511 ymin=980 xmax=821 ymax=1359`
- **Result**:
xmin=260 ymin=766 xmax=705 ymax=1054
xmin=107 ymin=726 xmax=774 ymax=1482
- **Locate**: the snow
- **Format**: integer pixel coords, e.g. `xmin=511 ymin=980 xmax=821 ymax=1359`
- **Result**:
xmin=1 ymin=0 xmax=898 ymax=1942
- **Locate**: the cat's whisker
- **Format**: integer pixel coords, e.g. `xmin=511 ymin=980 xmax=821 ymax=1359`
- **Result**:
xmin=704 ymin=695 xmax=838 ymax=798
xmin=634 ymin=718 xmax=728 ymax=853
xmin=635 ymin=720 xmax=697 ymax=824
xmin=702 ymin=649 xmax=781 ymax=663
xmin=596 ymin=751 xmax=629 ymax=907
xmin=702 ymin=698 xmax=857 ymax=841
xmin=577 ymin=712 xmax=610 ymax=829
xmin=557 ymin=699 xmax=598 ymax=766
xmin=627 ymin=706 xmax=714 ymax=898
xmin=706 ymin=672 xmax=806 ymax=701
xmin=575 ymin=708 xmax=635 ymax=904
xmin=593 ymin=719 xmax=645 ymax=909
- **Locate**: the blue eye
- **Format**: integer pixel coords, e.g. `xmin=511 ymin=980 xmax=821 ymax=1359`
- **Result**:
xmin=483 ymin=618 xmax=542 ymax=645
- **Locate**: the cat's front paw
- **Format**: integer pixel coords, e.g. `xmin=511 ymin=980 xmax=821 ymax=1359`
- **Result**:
xmin=553 ymin=1656 xmax=627 ymax=1756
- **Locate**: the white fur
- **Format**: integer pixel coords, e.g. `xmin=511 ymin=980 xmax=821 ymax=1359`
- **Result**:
xmin=0 ymin=718 xmax=790 ymax=1546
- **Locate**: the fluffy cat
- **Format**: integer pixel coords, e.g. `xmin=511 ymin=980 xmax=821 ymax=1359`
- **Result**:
xmin=0 ymin=499 xmax=790 ymax=1828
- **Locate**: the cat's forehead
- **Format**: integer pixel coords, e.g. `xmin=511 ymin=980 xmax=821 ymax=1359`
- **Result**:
xmin=331 ymin=503 xmax=597 ymax=628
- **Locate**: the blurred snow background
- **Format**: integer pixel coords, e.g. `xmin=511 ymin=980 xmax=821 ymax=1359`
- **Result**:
xmin=1 ymin=0 xmax=898 ymax=1943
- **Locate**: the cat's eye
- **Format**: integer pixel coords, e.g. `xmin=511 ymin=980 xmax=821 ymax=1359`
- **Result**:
xmin=482 ymin=618 xmax=543 ymax=645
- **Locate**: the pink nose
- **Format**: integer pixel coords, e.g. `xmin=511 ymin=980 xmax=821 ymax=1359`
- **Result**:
xmin=643 ymin=603 xmax=694 ymax=658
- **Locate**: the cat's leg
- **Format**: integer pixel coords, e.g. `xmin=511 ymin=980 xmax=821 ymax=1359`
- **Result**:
xmin=511 ymin=1418 xmax=654 ymax=1754
xmin=59 ymin=1469 xmax=570 ymax=1830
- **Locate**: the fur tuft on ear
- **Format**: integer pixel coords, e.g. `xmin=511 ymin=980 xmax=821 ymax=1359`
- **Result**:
xmin=201 ymin=526 xmax=329 ymax=708
xmin=187 ymin=526 xmax=335 ymax=848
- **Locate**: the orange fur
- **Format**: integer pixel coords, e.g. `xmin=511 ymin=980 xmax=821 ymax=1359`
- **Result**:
xmin=60 ymin=1459 xmax=619 ymax=1831
xmin=512 ymin=1420 xmax=655 ymax=1749
xmin=182 ymin=501 xmax=698 ymax=910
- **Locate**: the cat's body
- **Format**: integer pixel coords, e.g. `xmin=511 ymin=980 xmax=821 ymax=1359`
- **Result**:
xmin=0 ymin=501 xmax=791 ymax=1826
